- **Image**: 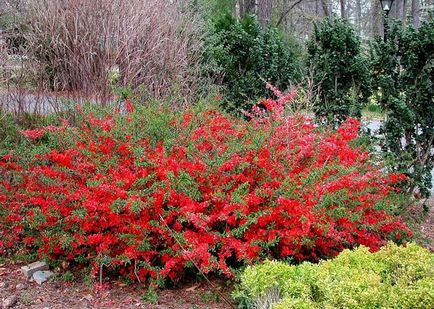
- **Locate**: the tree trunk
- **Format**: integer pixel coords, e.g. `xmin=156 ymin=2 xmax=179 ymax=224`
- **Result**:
xmin=371 ymin=0 xmax=383 ymax=37
xmin=340 ymin=0 xmax=346 ymax=19
xmin=258 ymin=0 xmax=273 ymax=27
xmin=355 ymin=0 xmax=362 ymax=32
xmin=390 ymin=0 xmax=398 ymax=19
xmin=400 ymin=0 xmax=407 ymax=22
xmin=321 ymin=0 xmax=331 ymax=17
xmin=238 ymin=0 xmax=245 ymax=18
xmin=239 ymin=0 xmax=256 ymax=18
xmin=412 ymin=0 xmax=420 ymax=28
xmin=246 ymin=0 xmax=257 ymax=15
xmin=237 ymin=0 xmax=244 ymax=18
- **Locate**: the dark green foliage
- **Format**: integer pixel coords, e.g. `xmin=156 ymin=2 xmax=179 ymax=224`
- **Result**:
xmin=0 ymin=12 xmax=26 ymax=53
xmin=0 ymin=111 xmax=53 ymax=155
xmin=203 ymin=14 xmax=302 ymax=115
xmin=370 ymin=19 xmax=434 ymax=197
xmin=193 ymin=0 xmax=235 ymax=21
xmin=307 ymin=18 xmax=369 ymax=126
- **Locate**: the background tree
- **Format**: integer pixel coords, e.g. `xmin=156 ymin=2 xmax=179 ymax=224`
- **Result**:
xmin=239 ymin=0 xmax=256 ymax=18
xmin=204 ymin=13 xmax=302 ymax=114
xmin=412 ymin=0 xmax=421 ymax=27
xmin=307 ymin=18 xmax=369 ymax=125
xmin=370 ymin=19 xmax=434 ymax=197
xmin=258 ymin=0 xmax=274 ymax=26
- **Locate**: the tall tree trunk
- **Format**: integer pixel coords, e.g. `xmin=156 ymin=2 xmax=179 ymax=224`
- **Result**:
xmin=355 ymin=0 xmax=362 ymax=33
xmin=321 ymin=0 xmax=331 ymax=17
xmin=340 ymin=0 xmax=346 ymax=19
xmin=390 ymin=0 xmax=406 ymax=21
xmin=400 ymin=0 xmax=407 ymax=22
xmin=412 ymin=0 xmax=420 ymax=27
xmin=245 ymin=0 xmax=256 ymax=15
xmin=239 ymin=0 xmax=256 ymax=18
xmin=390 ymin=0 xmax=398 ymax=19
xmin=371 ymin=0 xmax=383 ymax=37
xmin=238 ymin=0 xmax=245 ymax=18
xmin=258 ymin=0 xmax=273 ymax=27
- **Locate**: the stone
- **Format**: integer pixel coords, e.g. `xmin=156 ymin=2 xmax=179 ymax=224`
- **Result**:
xmin=21 ymin=261 xmax=48 ymax=278
xmin=32 ymin=270 xmax=54 ymax=285
xmin=14 ymin=283 xmax=26 ymax=290
xmin=0 ymin=282 xmax=8 ymax=289
xmin=2 ymin=295 xmax=18 ymax=308
xmin=83 ymin=294 xmax=93 ymax=301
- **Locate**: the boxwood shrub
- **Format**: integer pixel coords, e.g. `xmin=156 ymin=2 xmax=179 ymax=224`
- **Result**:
xmin=234 ymin=242 xmax=434 ymax=308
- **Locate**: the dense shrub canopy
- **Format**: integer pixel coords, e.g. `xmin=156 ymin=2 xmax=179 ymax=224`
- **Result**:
xmin=370 ymin=20 xmax=434 ymax=198
xmin=0 ymin=94 xmax=410 ymax=284
xmin=307 ymin=18 xmax=369 ymax=126
xmin=235 ymin=242 xmax=434 ymax=309
xmin=204 ymin=14 xmax=302 ymax=115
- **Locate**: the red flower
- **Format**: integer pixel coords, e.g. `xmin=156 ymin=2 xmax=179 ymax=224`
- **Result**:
xmin=125 ymin=98 xmax=135 ymax=113
xmin=21 ymin=128 xmax=45 ymax=140
xmin=0 ymin=88 xmax=411 ymax=282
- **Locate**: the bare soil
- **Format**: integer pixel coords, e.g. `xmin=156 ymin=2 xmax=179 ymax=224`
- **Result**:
xmin=420 ymin=198 xmax=434 ymax=251
xmin=0 ymin=263 xmax=232 ymax=309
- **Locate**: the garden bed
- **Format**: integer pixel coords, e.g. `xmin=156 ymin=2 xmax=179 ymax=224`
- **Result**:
xmin=0 ymin=261 xmax=230 ymax=309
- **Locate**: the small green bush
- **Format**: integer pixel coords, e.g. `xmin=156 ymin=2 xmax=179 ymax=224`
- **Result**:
xmin=234 ymin=242 xmax=434 ymax=308
xmin=0 ymin=111 xmax=60 ymax=156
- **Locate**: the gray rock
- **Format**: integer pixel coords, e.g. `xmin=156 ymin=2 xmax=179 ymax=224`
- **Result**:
xmin=21 ymin=261 xmax=48 ymax=278
xmin=14 ymin=283 xmax=26 ymax=291
xmin=32 ymin=270 xmax=54 ymax=285
xmin=2 ymin=295 xmax=18 ymax=308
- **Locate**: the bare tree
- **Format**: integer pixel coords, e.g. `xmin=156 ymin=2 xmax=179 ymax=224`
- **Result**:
xmin=355 ymin=0 xmax=362 ymax=32
xmin=412 ymin=0 xmax=420 ymax=27
xmin=258 ymin=0 xmax=274 ymax=26
xmin=239 ymin=0 xmax=256 ymax=18
xmin=276 ymin=0 xmax=306 ymax=26
xmin=371 ymin=0 xmax=383 ymax=37
xmin=340 ymin=0 xmax=347 ymax=18
xmin=321 ymin=0 xmax=332 ymax=17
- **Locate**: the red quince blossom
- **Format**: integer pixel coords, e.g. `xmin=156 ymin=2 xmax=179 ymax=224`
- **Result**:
xmin=0 ymin=92 xmax=411 ymax=283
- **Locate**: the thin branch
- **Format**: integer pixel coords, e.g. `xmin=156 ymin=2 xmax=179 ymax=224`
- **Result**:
xmin=276 ymin=0 xmax=306 ymax=27
xmin=159 ymin=215 xmax=237 ymax=309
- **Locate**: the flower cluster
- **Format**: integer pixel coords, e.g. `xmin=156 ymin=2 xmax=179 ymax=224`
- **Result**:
xmin=0 ymin=94 xmax=410 ymax=282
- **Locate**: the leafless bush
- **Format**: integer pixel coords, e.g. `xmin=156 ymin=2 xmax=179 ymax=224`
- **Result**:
xmin=1 ymin=1 xmax=28 ymax=13
xmin=20 ymin=0 xmax=204 ymax=106
xmin=283 ymin=67 xmax=319 ymax=115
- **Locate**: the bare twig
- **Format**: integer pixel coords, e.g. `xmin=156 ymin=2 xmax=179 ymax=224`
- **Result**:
xmin=276 ymin=0 xmax=306 ymax=27
xmin=134 ymin=259 xmax=142 ymax=284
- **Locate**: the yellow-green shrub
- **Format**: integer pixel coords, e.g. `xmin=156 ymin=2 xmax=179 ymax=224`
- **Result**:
xmin=234 ymin=243 xmax=434 ymax=309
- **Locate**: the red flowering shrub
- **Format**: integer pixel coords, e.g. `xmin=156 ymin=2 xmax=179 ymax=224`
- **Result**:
xmin=0 ymin=92 xmax=411 ymax=283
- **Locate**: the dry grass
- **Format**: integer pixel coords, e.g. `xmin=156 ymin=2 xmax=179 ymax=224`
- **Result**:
xmin=2 ymin=0 xmax=204 ymax=109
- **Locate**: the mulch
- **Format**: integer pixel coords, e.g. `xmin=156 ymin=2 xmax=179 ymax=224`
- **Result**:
xmin=0 ymin=264 xmax=232 ymax=309
xmin=420 ymin=198 xmax=434 ymax=251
